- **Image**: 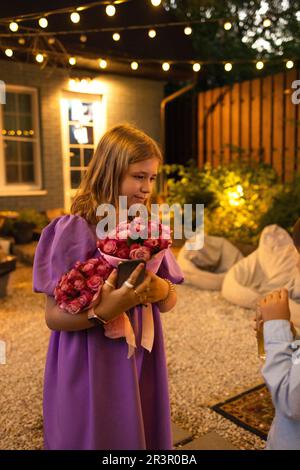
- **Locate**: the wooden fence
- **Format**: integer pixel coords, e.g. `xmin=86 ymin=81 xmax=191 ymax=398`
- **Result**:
xmin=198 ymin=68 xmax=300 ymax=181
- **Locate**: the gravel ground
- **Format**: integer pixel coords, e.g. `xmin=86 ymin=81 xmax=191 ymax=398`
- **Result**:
xmin=0 ymin=264 xmax=265 ymax=450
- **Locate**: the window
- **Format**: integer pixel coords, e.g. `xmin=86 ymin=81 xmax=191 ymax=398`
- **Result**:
xmin=0 ymin=85 xmax=42 ymax=193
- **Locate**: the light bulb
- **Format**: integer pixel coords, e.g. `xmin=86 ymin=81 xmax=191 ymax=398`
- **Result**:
xmin=18 ymin=38 xmax=25 ymax=45
xmin=224 ymin=22 xmax=232 ymax=30
xmin=106 ymin=5 xmax=116 ymax=16
xmin=148 ymin=29 xmax=156 ymax=38
xmin=256 ymin=61 xmax=264 ymax=70
xmin=70 ymin=12 xmax=80 ymax=23
xmin=69 ymin=57 xmax=76 ymax=66
xmin=263 ymin=18 xmax=271 ymax=27
xmin=36 ymin=53 xmax=44 ymax=63
xmin=5 ymin=49 xmax=13 ymax=57
xmin=224 ymin=62 xmax=233 ymax=71
xmin=151 ymin=0 xmax=162 ymax=6
xmin=9 ymin=22 xmax=18 ymax=32
xmin=80 ymin=35 xmax=87 ymax=43
xmin=113 ymin=33 xmax=120 ymax=41
xmin=99 ymin=59 xmax=107 ymax=69
xmin=162 ymin=62 xmax=170 ymax=71
xmin=184 ymin=26 xmax=192 ymax=35
xmin=286 ymin=60 xmax=294 ymax=69
xmin=131 ymin=61 xmax=139 ymax=70
xmin=193 ymin=63 xmax=201 ymax=72
xmin=39 ymin=17 xmax=48 ymax=28
xmin=48 ymin=38 xmax=55 ymax=45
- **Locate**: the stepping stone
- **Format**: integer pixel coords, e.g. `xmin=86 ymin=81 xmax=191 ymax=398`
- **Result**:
xmin=179 ymin=431 xmax=238 ymax=450
xmin=172 ymin=422 xmax=193 ymax=446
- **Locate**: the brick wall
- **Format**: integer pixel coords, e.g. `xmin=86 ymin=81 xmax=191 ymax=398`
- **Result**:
xmin=0 ymin=60 xmax=165 ymax=211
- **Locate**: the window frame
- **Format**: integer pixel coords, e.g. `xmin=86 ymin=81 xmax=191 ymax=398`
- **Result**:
xmin=0 ymin=84 xmax=43 ymax=195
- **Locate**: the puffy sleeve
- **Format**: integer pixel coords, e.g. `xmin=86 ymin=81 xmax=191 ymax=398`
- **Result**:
xmin=157 ymin=247 xmax=184 ymax=284
xmin=33 ymin=215 xmax=97 ymax=296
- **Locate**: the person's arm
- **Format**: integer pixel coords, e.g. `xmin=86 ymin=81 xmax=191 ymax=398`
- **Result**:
xmin=45 ymin=296 xmax=95 ymax=331
xmin=157 ymin=289 xmax=177 ymax=312
xmin=260 ymin=288 xmax=300 ymax=420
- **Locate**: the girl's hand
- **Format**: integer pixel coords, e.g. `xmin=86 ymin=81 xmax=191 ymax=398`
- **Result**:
xmin=142 ymin=271 xmax=169 ymax=304
xmin=94 ymin=263 xmax=151 ymax=322
xmin=259 ymin=288 xmax=291 ymax=323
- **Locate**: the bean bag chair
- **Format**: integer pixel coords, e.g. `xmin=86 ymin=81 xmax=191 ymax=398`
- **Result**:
xmin=177 ymin=234 xmax=243 ymax=290
xmin=222 ymin=224 xmax=300 ymax=327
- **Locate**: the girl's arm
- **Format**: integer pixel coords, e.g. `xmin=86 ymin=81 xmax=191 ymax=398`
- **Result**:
xmin=45 ymin=296 xmax=95 ymax=331
xmin=157 ymin=289 xmax=177 ymax=312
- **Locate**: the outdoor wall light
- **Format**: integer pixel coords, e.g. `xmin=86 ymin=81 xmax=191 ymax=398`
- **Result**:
xmin=38 ymin=17 xmax=48 ymax=28
xmin=70 ymin=12 xmax=80 ymax=23
xmin=99 ymin=59 xmax=107 ymax=69
xmin=106 ymin=5 xmax=116 ymax=17
xmin=9 ymin=22 xmax=18 ymax=32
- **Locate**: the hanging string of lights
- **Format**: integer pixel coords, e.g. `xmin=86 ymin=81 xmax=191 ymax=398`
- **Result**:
xmin=0 ymin=43 xmax=296 ymax=72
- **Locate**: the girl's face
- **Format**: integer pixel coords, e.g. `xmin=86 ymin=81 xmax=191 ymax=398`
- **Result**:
xmin=119 ymin=157 xmax=159 ymax=208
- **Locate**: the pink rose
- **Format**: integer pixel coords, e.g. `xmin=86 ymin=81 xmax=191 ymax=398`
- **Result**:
xmin=102 ymin=239 xmax=118 ymax=255
xmin=116 ymin=245 xmax=130 ymax=259
xmin=81 ymin=263 xmax=95 ymax=276
xmin=87 ymin=275 xmax=103 ymax=291
xmin=68 ymin=269 xmax=83 ymax=282
xmin=143 ymin=239 xmax=160 ymax=250
xmin=60 ymin=281 xmax=74 ymax=293
xmin=96 ymin=262 xmax=112 ymax=278
xmin=78 ymin=291 xmax=93 ymax=308
xmin=86 ymin=258 xmax=100 ymax=266
xmin=66 ymin=299 xmax=82 ymax=314
xmin=73 ymin=278 xmax=87 ymax=291
xmin=129 ymin=246 xmax=151 ymax=261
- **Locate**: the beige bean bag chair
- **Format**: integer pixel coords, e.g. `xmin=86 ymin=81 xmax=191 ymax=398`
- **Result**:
xmin=222 ymin=224 xmax=300 ymax=327
xmin=177 ymin=234 xmax=243 ymax=290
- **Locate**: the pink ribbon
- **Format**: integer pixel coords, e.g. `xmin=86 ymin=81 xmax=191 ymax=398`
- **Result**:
xmin=99 ymin=248 xmax=165 ymax=359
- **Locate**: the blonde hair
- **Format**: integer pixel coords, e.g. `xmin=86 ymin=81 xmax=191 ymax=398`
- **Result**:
xmin=71 ymin=123 xmax=163 ymax=225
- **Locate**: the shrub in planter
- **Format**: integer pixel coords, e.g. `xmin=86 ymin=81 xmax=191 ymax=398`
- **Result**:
xmin=12 ymin=209 xmax=48 ymax=244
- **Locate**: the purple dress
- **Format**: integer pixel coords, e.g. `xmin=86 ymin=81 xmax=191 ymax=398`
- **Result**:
xmin=33 ymin=215 xmax=184 ymax=450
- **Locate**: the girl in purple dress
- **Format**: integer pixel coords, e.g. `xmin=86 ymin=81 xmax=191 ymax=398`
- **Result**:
xmin=33 ymin=124 xmax=184 ymax=450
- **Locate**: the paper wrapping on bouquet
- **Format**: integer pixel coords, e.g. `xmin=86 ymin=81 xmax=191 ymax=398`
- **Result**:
xmin=99 ymin=248 xmax=166 ymax=359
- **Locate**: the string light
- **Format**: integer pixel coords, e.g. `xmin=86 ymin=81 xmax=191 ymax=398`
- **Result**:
xmin=99 ymin=58 xmax=107 ymax=69
xmin=162 ymin=62 xmax=170 ymax=71
xmin=148 ymin=29 xmax=156 ymax=38
xmin=131 ymin=61 xmax=139 ymax=70
xmin=38 ymin=17 xmax=48 ymax=28
xmin=193 ymin=63 xmax=201 ymax=72
xmin=112 ymin=32 xmax=120 ymax=41
xmin=224 ymin=22 xmax=232 ymax=30
xmin=70 ymin=12 xmax=80 ymax=23
xmin=9 ymin=22 xmax=18 ymax=32
xmin=80 ymin=34 xmax=87 ymax=43
xmin=5 ymin=49 xmax=13 ymax=57
xmin=263 ymin=18 xmax=271 ymax=27
xmin=48 ymin=38 xmax=55 ymax=45
xmin=256 ymin=60 xmax=264 ymax=70
xmin=69 ymin=57 xmax=76 ymax=65
xmin=184 ymin=26 xmax=192 ymax=35
xmin=224 ymin=62 xmax=233 ymax=71
xmin=18 ymin=38 xmax=25 ymax=45
xmin=106 ymin=5 xmax=116 ymax=17
xmin=35 ymin=53 xmax=44 ymax=63
xmin=286 ymin=60 xmax=294 ymax=69
xmin=151 ymin=0 xmax=162 ymax=6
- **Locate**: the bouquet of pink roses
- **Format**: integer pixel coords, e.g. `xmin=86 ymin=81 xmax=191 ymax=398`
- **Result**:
xmin=97 ymin=217 xmax=172 ymax=261
xmin=54 ymin=256 xmax=113 ymax=314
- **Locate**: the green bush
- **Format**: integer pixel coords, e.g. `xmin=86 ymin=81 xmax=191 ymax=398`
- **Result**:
xmin=163 ymin=159 xmax=281 ymax=246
